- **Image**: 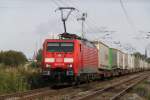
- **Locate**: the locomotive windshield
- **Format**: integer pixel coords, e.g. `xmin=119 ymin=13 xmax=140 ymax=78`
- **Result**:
xmin=47 ymin=42 xmax=74 ymax=52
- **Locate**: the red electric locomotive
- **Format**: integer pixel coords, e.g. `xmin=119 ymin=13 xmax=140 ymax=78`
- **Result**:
xmin=41 ymin=33 xmax=99 ymax=83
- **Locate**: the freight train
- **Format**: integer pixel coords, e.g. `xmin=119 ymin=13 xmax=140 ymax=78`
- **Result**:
xmin=41 ymin=33 xmax=150 ymax=84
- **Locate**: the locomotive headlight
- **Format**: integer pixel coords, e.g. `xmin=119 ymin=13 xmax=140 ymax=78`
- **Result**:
xmin=64 ymin=58 xmax=74 ymax=63
xmin=45 ymin=58 xmax=55 ymax=63
xmin=46 ymin=64 xmax=51 ymax=68
xmin=67 ymin=64 xmax=73 ymax=68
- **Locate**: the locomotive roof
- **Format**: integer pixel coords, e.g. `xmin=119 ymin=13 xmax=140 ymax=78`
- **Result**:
xmin=93 ymin=40 xmax=110 ymax=48
xmin=44 ymin=38 xmax=95 ymax=44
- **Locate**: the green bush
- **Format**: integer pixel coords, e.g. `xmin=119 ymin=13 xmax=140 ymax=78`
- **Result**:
xmin=0 ymin=50 xmax=27 ymax=66
xmin=133 ymin=83 xmax=150 ymax=100
xmin=36 ymin=49 xmax=42 ymax=63
xmin=0 ymin=66 xmax=42 ymax=94
xmin=134 ymin=84 xmax=147 ymax=97
xmin=0 ymin=67 xmax=30 ymax=94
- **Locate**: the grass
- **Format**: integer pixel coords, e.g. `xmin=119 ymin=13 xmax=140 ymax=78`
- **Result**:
xmin=0 ymin=63 xmax=41 ymax=94
xmin=133 ymin=84 xmax=148 ymax=97
xmin=132 ymin=79 xmax=150 ymax=100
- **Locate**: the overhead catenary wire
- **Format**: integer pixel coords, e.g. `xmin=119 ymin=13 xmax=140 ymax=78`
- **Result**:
xmin=51 ymin=0 xmax=117 ymax=42
xmin=51 ymin=0 xmax=61 ymax=7
xmin=50 ymin=0 xmax=136 ymax=53
xmin=51 ymin=0 xmax=85 ymax=36
xmin=69 ymin=1 xmax=109 ymax=32
xmin=53 ymin=0 xmax=103 ymax=27
xmin=119 ymin=0 xmax=137 ymax=34
xmin=59 ymin=0 xmax=119 ymax=44
xmin=51 ymin=0 xmax=143 ymax=54
xmin=54 ymin=0 xmax=109 ymax=34
xmin=51 ymin=0 xmax=79 ymax=33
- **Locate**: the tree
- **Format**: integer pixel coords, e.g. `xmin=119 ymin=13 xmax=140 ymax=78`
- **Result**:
xmin=133 ymin=52 xmax=142 ymax=58
xmin=133 ymin=52 xmax=147 ymax=60
xmin=36 ymin=49 xmax=42 ymax=63
xmin=0 ymin=50 xmax=27 ymax=66
xmin=31 ymin=49 xmax=42 ymax=68
xmin=146 ymin=58 xmax=150 ymax=63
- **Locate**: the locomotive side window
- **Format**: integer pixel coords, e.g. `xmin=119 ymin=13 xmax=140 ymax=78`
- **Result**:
xmin=47 ymin=42 xmax=74 ymax=52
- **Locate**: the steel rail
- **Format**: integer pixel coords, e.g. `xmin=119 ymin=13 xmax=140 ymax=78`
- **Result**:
xmin=0 ymin=87 xmax=56 ymax=100
xmin=110 ymin=75 xmax=148 ymax=100
xmin=0 ymin=72 xmax=149 ymax=100
xmin=74 ymin=72 xmax=149 ymax=100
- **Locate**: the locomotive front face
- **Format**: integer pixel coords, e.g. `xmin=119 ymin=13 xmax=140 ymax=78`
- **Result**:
xmin=42 ymin=41 xmax=75 ymax=78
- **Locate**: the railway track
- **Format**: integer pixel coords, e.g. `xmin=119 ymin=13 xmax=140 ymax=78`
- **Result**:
xmin=0 ymin=84 xmax=77 ymax=100
xmin=0 ymin=72 xmax=149 ymax=100
xmin=72 ymin=72 xmax=149 ymax=100
xmin=0 ymin=87 xmax=57 ymax=100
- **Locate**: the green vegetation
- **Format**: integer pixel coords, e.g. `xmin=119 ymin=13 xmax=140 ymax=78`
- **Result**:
xmin=31 ymin=49 xmax=43 ymax=68
xmin=133 ymin=52 xmax=146 ymax=59
xmin=29 ymin=49 xmax=42 ymax=68
xmin=146 ymin=58 xmax=150 ymax=63
xmin=0 ymin=50 xmax=27 ymax=66
xmin=133 ymin=52 xmax=150 ymax=65
xmin=36 ymin=49 xmax=42 ymax=63
xmin=0 ymin=65 xmax=43 ymax=94
xmin=133 ymin=52 xmax=150 ymax=61
xmin=0 ymin=66 xmax=27 ymax=94
xmin=132 ymin=79 xmax=150 ymax=100
xmin=0 ymin=50 xmax=44 ymax=94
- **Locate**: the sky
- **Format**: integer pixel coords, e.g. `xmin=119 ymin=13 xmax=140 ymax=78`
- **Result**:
xmin=0 ymin=0 xmax=150 ymax=58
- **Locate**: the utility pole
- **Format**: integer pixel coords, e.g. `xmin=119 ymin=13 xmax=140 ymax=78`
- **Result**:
xmin=145 ymin=43 xmax=150 ymax=58
xmin=55 ymin=7 xmax=78 ymax=33
xmin=145 ymin=48 xmax=147 ymax=58
xmin=77 ymin=13 xmax=87 ymax=38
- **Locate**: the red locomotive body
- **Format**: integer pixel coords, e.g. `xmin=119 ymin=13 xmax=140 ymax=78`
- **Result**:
xmin=42 ymin=38 xmax=98 ymax=82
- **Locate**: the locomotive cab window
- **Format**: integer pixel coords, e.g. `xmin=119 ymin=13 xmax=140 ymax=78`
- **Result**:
xmin=61 ymin=42 xmax=74 ymax=52
xmin=47 ymin=42 xmax=74 ymax=52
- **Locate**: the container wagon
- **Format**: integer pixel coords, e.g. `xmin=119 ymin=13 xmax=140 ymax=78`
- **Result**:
xmin=128 ymin=54 xmax=135 ymax=72
xmin=134 ymin=56 xmax=140 ymax=72
xmin=94 ymin=41 xmax=111 ymax=77
xmin=109 ymin=48 xmax=118 ymax=69
xmin=108 ymin=48 xmax=119 ymax=76
xmin=117 ymin=50 xmax=124 ymax=73
xmin=123 ymin=53 xmax=128 ymax=69
xmin=139 ymin=59 xmax=145 ymax=71
xmin=144 ymin=61 xmax=148 ymax=70
xmin=94 ymin=41 xmax=109 ymax=70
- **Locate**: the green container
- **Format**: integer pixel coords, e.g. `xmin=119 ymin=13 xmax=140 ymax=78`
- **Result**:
xmin=109 ymin=48 xmax=118 ymax=70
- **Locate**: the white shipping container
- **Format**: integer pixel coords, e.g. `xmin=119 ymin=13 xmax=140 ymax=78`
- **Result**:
xmin=128 ymin=55 xmax=135 ymax=69
xmin=139 ymin=59 xmax=144 ymax=69
xmin=144 ymin=62 xmax=148 ymax=69
xmin=117 ymin=50 xmax=123 ymax=69
xmin=134 ymin=57 xmax=140 ymax=68
xmin=148 ymin=63 xmax=150 ymax=69
xmin=94 ymin=41 xmax=109 ymax=69
xmin=123 ymin=53 xmax=128 ymax=69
